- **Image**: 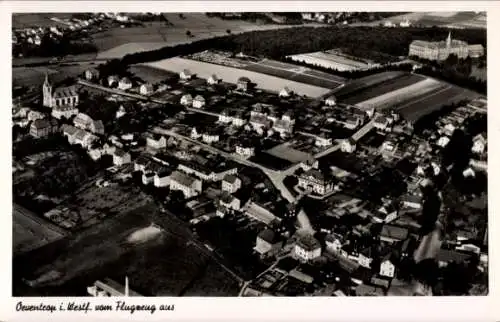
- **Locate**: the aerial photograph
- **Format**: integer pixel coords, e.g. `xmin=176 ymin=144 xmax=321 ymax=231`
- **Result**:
xmin=12 ymin=11 xmax=487 ymax=297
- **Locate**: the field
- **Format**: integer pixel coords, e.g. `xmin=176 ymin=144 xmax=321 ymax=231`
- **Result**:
xmin=13 ymin=204 xmax=67 ymax=256
xmin=129 ymin=65 xmax=179 ymax=84
xmin=12 ymin=13 xmax=73 ymax=28
xmin=333 ymin=71 xmax=406 ymax=99
xmin=12 ymin=62 xmax=94 ymax=88
xmin=373 ymin=12 xmax=486 ymax=29
xmin=287 ymin=51 xmax=371 ymax=71
xmin=144 ymin=57 xmax=332 ymax=97
xmin=243 ymin=59 xmax=344 ymax=89
xmin=13 ymin=203 xmax=241 ymax=296
xmin=342 ymin=73 xmax=425 ymax=105
xmin=265 ymin=143 xmax=314 ymax=163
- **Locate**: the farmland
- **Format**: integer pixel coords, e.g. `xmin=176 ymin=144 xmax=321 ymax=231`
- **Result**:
xmin=12 ymin=62 xmax=94 ymax=87
xmin=333 ymin=71 xmax=406 ymax=99
xmin=144 ymin=57 xmax=332 ymax=97
xmin=342 ymin=73 xmax=426 ymax=105
xmin=128 ymin=65 xmax=179 ymax=84
xmin=287 ymin=51 xmax=373 ymax=71
xmin=13 ymin=204 xmax=67 ymax=256
xmin=359 ymin=11 xmax=486 ymax=29
xmin=12 ymin=13 xmax=73 ymax=28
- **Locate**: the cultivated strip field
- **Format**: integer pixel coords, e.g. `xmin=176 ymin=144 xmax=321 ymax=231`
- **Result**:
xmin=13 ymin=204 xmax=67 ymax=256
xmin=144 ymin=57 xmax=332 ymax=97
xmin=287 ymin=51 xmax=372 ymax=71
xmin=343 ymin=73 xmax=426 ymax=105
xmin=334 ymin=71 xmax=407 ymax=99
xmin=244 ymin=59 xmax=344 ymax=89
xmin=355 ymin=78 xmax=444 ymax=111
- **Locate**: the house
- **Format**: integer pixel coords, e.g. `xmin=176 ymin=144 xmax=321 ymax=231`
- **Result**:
xmin=219 ymin=192 xmax=241 ymax=211
xmin=325 ymin=95 xmax=336 ymax=107
xmin=374 ymin=115 xmax=390 ymax=131
xmin=146 ymin=135 xmax=167 ymax=150
xmin=179 ymin=69 xmax=193 ymax=80
xmin=85 ymin=69 xmax=99 ymax=81
xmin=235 ymin=144 xmax=255 ymax=158
xmin=192 ymin=95 xmax=206 ymax=109
xmin=180 ymin=94 xmax=193 ymax=106
xmin=380 ymin=225 xmax=409 ymax=244
xmin=107 ymin=75 xmax=119 ymax=87
xmin=169 ymin=170 xmax=202 ymax=198
xmin=90 ymin=120 xmax=105 ymax=135
xmin=272 ymin=118 xmax=294 ymax=137
xmin=153 ymin=168 xmax=172 ymax=187
xmin=202 ymin=131 xmax=219 ymax=144
xmin=73 ymin=113 xmax=93 ymax=130
xmin=27 ymin=110 xmax=45 ymax=122
xmin=279 ymin=87 xmax=293 ymax=97
xmin=249 ymin=114 xmax=272 ymax=133
xmin=112 ymin=148 xmax=131 ymax=166
xmin=140 ymin=83 xmax=154 ymax=95
xmin=463 ymin=167 xmax=475 ymax=178
xmin=254 ymin=229 xmax=283 ymax=258
xmin=115 ymin=105 xmax=127 ymax=119
xmin=207 ymin=74 xmax=220 ymax=85
xmin=401 ymin=194 xmax=422 ymax=209
xmin=243 ymin=201 xmax=280 ymax=225
xmin=178 ymin=158 xmax=238 ymax=182
xmin=218 ymin=109 xmax=233 ymax=123
xmin=298 ymin=169 xmax=334 ymax=195
xmin=294 ymin=235 xmax=321 ymax=262
xmin=341 ymin=138 xmax=356 ymax=153
xmin=471 ymin=133 xmax=487 ymax=154
xmin=358 ymin=247 xmax=375 ymax=269
xmin=443 ymin=123 xmax=456 ymax=136
xmin=222 ymin=174 xmax=241 ymax=193
xmin=437 ymin=136 xmax=450 ymax=148
xmin=376 ymin=203 xmax=398 ymax=223
xmin=118 ymin=77 xmax=133 ymax=90
xmin=315 ymin=133 xmax=332 ymax=147
xmin=231 ymin=112 xmax=246 ymax=127
xmin=325 ymin=233 xmax=343 ymax=252
xmin=190 ymin=127 xmax=201 ymax=139
xmin=134 ymin=155 xmax=151 ymax=173
xmin=344 ymin=116 xmax=361 ymax=130
xmin=237 ymin=77 xmax=251 ymax=91
xmin=30 ymin=118 xmax=58 ymax=138
xmin=380 ymin=258 xmax=396 ymax=278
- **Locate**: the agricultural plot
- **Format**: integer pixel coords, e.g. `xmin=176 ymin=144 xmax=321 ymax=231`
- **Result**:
xmin=265 ymin=143 xmax=315 ymax=164
xmin=342 ymin=73 xmax=425 ymax=105
xmin=145 ymin=57 xmax=332 ymax=98
xmin=244 ymin=59 xmax=344 ymax=89
xmin=13 ymin=204 xmax=67 ymax=256
xmin=355 ymin=78 xmax=444 ymax=111
xmin=333 ymin=71 xmax=406 ymax=99
xmin=13 ymin=63 xmax=92 ymax=87
xmin=12 ymin=13 xmax=73 ymax=28
xmin=129 ymin=65 xmax=179 ymax=84
xmin=287 ymin=51 xmax=372 ymax=72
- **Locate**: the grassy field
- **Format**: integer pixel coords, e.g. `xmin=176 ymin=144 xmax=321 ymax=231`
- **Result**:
xmin=13 ymin=204 xmax=67 ymax=256
xmin=129 ymin=65 xmax=178 ymax=84
xmin=12 ymin=13 xmax=73 ymax=28
xmin=342 ymin=73 xmax=425 ymax=105
xmin=12 ymin=62 xmax=95 ymax=88
xmin=333 ymin=71 xmax=406 ymax=100
xmin=244 ymin=59 xmax=344 ymax=89
xmin=145 ymin=57 xmax=331 ymax=97
xmin=288 ymin=51 xmax=370 ymax=71
xmin=265 ymin=143 xmax=314 ymax=163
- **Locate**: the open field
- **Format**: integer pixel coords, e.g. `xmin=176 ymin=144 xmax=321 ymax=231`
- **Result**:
xmin=13 ymin=204 xmax=67 ymax=256
xmin=361 ymin=11 xmax=486 ymax=29
xmin=355 ymin=78 xmax=444 ymax=111
xmin=12 ymin=13 xmax=73 ymax=28
xmin=129 ymin=65 xmax=179 ymax=84
xmin=343 ymin=73 xmax=426 ymax=105
xmin=265 ymin=143 xmax=314 ymax=163
xmin=144 ymin=57 xmax=332 ymax=97
xmin=97 ymin=13 xmax=325 ymax=59
xmin=333 ymin=71 xmax=406 ymax=99
xmin=394 ymin=84 xmax=480 ymax=121
xmin=243 ymin=59 xmax=345 ymax=89
xmin=13 ymin=63 xmax=94 ymax=87
xmin=287 ymin=51 xmax=372 ymax=71
xmin=13 ymin=203 xmax=241 ymax=296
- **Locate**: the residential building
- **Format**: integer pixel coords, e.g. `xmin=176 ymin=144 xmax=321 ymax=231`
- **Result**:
xmin=146 ymin=135 xmax=167 ymax=150
xmin=472 ymin=133 xmax=487 ymax=154
xmin=118 ymin=77 xmax=133 ymax=90
xmin=325 ymin=95 xmax=336 ymax=107
xmin=254 ymin=229 xmax=283 ymax=258
xmin=401 ymin=194 xmax=422 ymax=209
xmin=27 ymin=110 xmax=44 ymax=122
xmin=218 ymin=109 xmax=233 ymax=123
xmin=207 ymin=74 xmax=220 ymax=85
xmin=325 ymin=233 xmax=343 ymax=252
xmin=178 ymin=158 xmax=237 ymax=182
xmin=294 ymin=235 xmax=322 ymax=262
xmin=42 ymin=73 xmax=79 ymax=109
xmin=374 ymin=115 xmax=390 ymax=131
xmin=358 ymin=247 xmax=374 ymax=269
xmin=180 ymin=94 xmax=193 ymax=106
xmin=235 ymin=144 xmax=255 ymax=158
xmin=85 ymin=69 xmax=99 ymax=81
xmin=219 ymin=192 xmax=241 ymax=211
xmin=237 ymin=77 xmax=251 ymax=91
xmin=222 ymin=174 xmax=241 ymax=193
xmin=344 ymin=116 xmax=361 ymax=130
xmin=179 ymin=69 xmax=193 ymax=80
xmin=112 ymin=149 xmax=131 ymax=166
xmin=169 ymin=170 xmax=202 ymax=198
xmin=30 ymin=118 xmax=58 ymax=138
xmin=298 ymin=168 xmax=334 ymax=195
xmin=202 ymin=131 xmax=219 ymax=144
xmin=192 ymin=95 xmax=206 ymax=109
xmin=437 ymin=136 xmax=450 ymax=148
xmin=153 ymin=168 xmax=172 ymax=187
xmin=279 ymin=87 xmax=293 ymax=97
xmin=140 ymin=83 xmax=154 ymax=95
xmin=315 ymin=133 xmax=332 ymax=147
xmin=341 ymin=138 xmax=357 ymax=153
xmin=409 ymin=32 xmax=483 ymax=61
xmin=242 ymin=201 xmax=280 ymax=225
xmin=436 ymin=249 xmax=473 ymax=268
xmin=232 ymin=112 xmax=246 ymax=127
xmin=380 ymin=259 xmax=396 ymax=278
xmin=380 ymin=225 xmax=409 ymax=244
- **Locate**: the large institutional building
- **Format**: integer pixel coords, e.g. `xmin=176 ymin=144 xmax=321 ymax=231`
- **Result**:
xmin=409 ymin=32 xmax=484 ymax=61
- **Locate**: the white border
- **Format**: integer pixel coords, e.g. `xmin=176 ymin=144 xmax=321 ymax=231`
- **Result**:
xmin=2 ymin=2 xmax=498 ymax=322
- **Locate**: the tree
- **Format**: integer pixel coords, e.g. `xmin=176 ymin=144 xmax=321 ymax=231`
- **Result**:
xmin=186 ymin=30 xmax=192 ymax=38
xmin=226 ymin=29 xmax=231 ymax=34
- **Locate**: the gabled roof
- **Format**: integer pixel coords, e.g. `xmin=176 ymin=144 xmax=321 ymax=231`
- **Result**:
xmin=170 ymin=170 xmax=197 ymax=187
xmin=380 ymin=225 xmax=408 ymax=241
xmin=223 ymin=174 xmax=239 ymax=184
xmin=53 ymin=86 xmax=78 ymax=98
xmin=258 ymin=228 xmax=280 ymax=244
xmin=32 ymin=119 xmax=51 ymax=129
xmin=296 ymin=235 xmax=321 ymax=251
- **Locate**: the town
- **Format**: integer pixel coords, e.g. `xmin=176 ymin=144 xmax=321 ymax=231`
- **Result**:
xmin=12 ymin=11 xmax=487 ymax=297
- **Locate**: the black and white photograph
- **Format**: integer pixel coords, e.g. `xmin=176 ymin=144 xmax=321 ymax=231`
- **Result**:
xmin=8 ymin=2 xmax=492 ymax=309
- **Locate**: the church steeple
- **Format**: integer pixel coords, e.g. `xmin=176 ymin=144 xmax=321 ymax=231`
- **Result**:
xmin=42 ymin=71 xmax=53 ymax=108
xmin=446 ymin=31 xmax=452 ymax=49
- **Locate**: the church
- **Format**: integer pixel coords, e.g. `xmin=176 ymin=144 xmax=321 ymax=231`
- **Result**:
xmin=408 ymin=32 xmax=484 ymax=61
xmin=42 ymin=73 xmax=80 ymax=119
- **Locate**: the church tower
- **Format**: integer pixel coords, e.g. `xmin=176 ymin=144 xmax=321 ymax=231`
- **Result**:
xmin=42 ymin=72 xmax=53 ymax=107
xmin=446 ymin=31 xmax=452 ymax=50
